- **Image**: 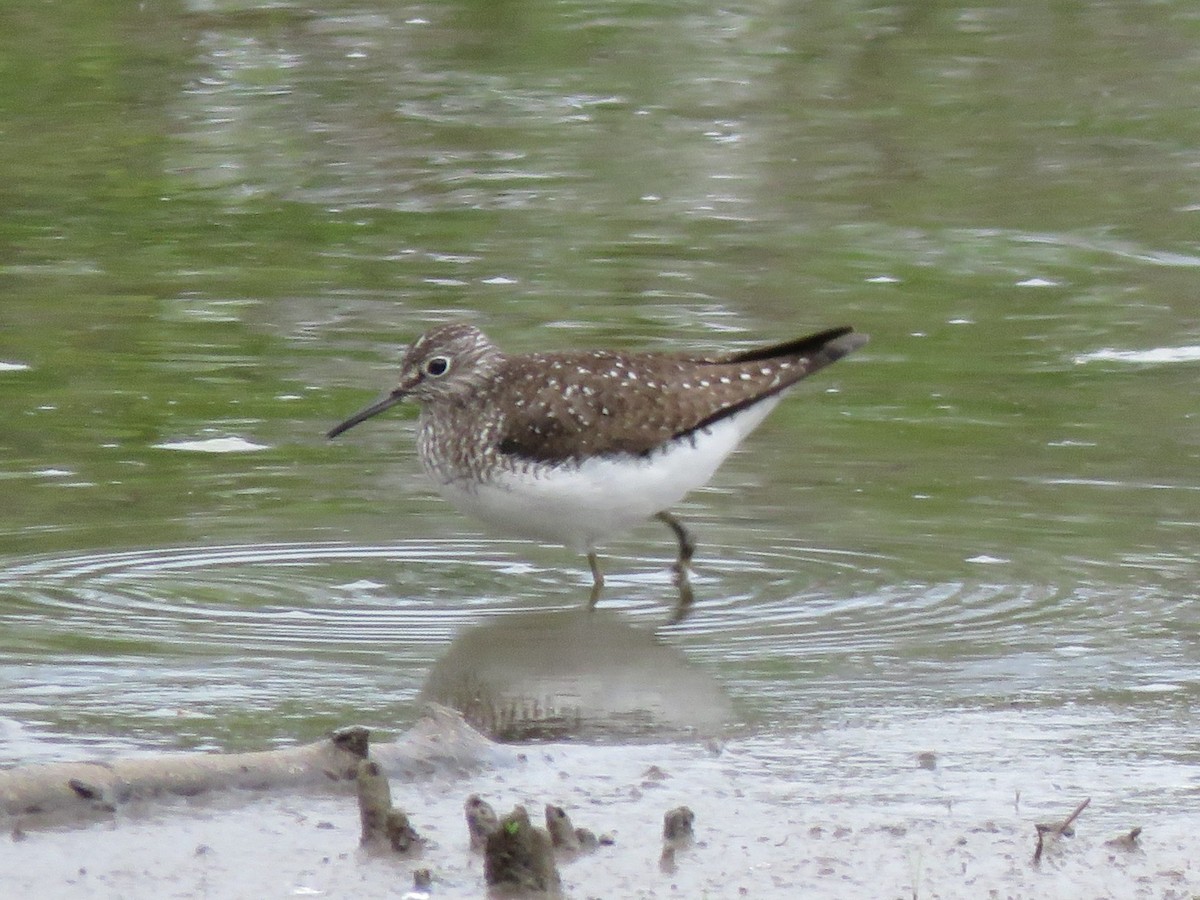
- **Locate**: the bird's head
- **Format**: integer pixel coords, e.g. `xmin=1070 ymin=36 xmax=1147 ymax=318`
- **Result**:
xmin=327 ymin=323 xmax=501 ymax=439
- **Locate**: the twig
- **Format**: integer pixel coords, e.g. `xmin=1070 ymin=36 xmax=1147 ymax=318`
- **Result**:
xmin=1032 ymin=796 xmax=1090 ymax=864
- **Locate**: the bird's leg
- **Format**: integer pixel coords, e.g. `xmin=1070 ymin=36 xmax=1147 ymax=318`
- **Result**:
xmin=587 ymin=552 xmax=605 ymax=608
xmin=656 ymin=511 xmax=696 ymax=623
xmin=656 ymin=511 xmax=696 ymax=577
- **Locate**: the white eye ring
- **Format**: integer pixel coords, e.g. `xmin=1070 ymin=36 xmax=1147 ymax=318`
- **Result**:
xmin=423 ymin=355 xmax=451 ymax=377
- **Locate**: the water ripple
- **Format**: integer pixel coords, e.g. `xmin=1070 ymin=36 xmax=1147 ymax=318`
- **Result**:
xmin=2 ymin=540 xmax=1191 ymax=709
xmin=0 ymin=541 xmax=534 ymax=657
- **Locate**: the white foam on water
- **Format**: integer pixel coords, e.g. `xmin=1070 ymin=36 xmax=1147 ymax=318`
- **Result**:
xmin=1074 ymin=346 xmax=1200 ymax=364
xmin=152 ymin=436 xmax=270 ymax=453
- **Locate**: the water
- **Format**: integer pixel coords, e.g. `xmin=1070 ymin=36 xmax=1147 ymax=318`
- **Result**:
xmin=2 ymin=1 xmax=1199 ymax=895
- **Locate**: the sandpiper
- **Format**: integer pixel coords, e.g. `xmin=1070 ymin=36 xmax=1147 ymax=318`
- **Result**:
xmin=328 ymin=323 xmax=867 ymax=613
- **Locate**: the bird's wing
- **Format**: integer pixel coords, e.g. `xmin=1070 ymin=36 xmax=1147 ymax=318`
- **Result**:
xmin=494 ymin=327 xmax=866 ymax=463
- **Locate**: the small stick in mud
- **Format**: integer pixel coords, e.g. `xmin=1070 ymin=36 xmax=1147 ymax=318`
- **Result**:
xmin=1032 ymin=796 xmax=1090 ymax=864
xmin=544 ymin=803 xmax=600 ymax=854
xmin=464 ymin=794 xmax=500 ymax=851
xmin=663 ymin=805 xmax=695 ymax=844
xmin=660 ymin=805 xmax=695 ymax=872
xmin=356 ymin=759 xmax=421 ymax=853
xmin=484 ymin=805 xmax=561 ymax=892
xmin=410 ymin=868 xmax=432 ymax=895
xmin=1104 ymin=826 xmax=1142 ymax=851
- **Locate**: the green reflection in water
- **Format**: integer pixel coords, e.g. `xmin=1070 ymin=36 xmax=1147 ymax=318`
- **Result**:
xmin=0 ymin=0 xmax=1198 ymax=764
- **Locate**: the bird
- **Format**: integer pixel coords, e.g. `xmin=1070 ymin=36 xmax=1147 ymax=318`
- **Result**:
xmin=327 ymin=322 xmax=867 ymax=615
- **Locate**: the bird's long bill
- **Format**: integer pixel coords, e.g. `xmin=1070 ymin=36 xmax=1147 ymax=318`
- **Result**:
xmin=326 ymin=391 xmax=406 ymax=439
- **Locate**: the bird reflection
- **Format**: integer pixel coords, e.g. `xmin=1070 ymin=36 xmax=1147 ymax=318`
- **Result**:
xmin=419 ymin=605 xmax=731 ymax=743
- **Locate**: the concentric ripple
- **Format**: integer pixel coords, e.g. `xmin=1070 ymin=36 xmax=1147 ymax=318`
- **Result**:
xmin=0 ymin=541 xmax=539 ymax=656
xmin=1 ymin=538 xmax=1194 ymax=760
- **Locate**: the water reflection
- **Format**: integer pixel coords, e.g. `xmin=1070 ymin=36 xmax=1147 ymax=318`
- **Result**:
xmin=419 ymin=607 xmax=731 ymax=742
xmin=0 ymin=538 xmax=1194 ymax=763
xmin=0 ymin=540 xmax=730 ymax=758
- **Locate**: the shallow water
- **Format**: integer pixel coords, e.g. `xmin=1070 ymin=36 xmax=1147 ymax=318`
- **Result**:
xmin=3 ymin=1 xmax=1200 ymax=895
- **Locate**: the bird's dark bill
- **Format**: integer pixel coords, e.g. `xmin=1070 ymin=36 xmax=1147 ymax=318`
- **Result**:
xmin=326 ymin=391 xmax=405 ymax=439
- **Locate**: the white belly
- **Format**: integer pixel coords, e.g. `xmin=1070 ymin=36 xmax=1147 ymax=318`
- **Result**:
xmin=426 ymin=396 xmax=782 ymax=552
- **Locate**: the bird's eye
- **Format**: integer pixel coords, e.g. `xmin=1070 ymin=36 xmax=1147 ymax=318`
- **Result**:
xmin=423 ymin=356 xmax=451 ymax=377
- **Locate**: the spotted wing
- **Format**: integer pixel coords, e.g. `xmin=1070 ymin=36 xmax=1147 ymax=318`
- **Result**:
xmin=494 ymin=326 xmax=866 ymax=463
